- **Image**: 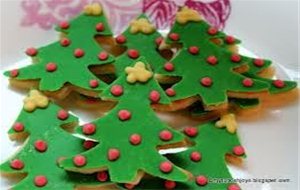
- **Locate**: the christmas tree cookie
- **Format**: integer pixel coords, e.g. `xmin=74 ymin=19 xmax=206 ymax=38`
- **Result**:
xmin=59 ymin=57 xmax=190 ymax=185
xmin=0 ymin=90 xmax=113 ymax=189
xmin=4 ymin=3 xmax=114 ymax=99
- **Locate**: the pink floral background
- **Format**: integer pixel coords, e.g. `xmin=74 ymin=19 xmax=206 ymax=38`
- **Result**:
xmin=21 ymin=0 xmax=231 ymax=34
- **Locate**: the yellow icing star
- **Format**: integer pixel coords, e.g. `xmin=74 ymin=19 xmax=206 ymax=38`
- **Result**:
xmin=125 ymin=61 xmax=153 ymax=83
xmin=176 ymin=6 xmax=202 ymax=24
xmin=23 ymin=90 xmax=49 ymax=112
xmin=83 ymin=3 xmax=102 ymax=16
xmin=130 ymin=18 xmax=156 ymax=34
xmin=215 ymin=114 xmax=238 ymax=133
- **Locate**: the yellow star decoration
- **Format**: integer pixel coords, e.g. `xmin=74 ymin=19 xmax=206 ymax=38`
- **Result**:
xmin=130 ymin=18 xmax=156 ymax=34
xmin=23 ymin=90 xmax=49 ymax=112
xmin=125 ymin=61 xmax=153 ymax=83
xmin=176 ymin=6 xmax=202 ymax=24
xmin=215 ymin=114 xmax=238 ymax=134
xmin=83 ymin=3 xmax=102 ymax=16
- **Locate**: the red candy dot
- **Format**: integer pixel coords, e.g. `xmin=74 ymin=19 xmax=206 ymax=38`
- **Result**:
xmin=83 ymin=140 xmax=95 ymax=150
xmin=188 ymin=46 xmax=199 ymax=55
xmin=10 ymin=69 xmax=19 ymax=77
xmin=34 ymin=175 xmax=48 ymax=187
xmin=98 ymin=51 xmax=109 ymax=60
xmin=82 ymin=123 xmax=96 ymax=135
xmin=13 ymin=122 xmax=24 ymax=132
xmin=206 ymin=56 xmax=218 ymax=65
xmin=60 ymin=38 xmax=71 ymax=47
xmin=242 ymin=78 xmax=253 ymax=87
xmin=273 ymin=79 xmax=285 ymax=88
xmin=96 ymin=22 xmax=105 ymax=32
xmin=196 ymin=175 xmax=208 ymax=186
xmin=149 ymin=90 xmax=160 ymax=103
xmin=129 ymin=134 xmax=142 ymax=145
xmin=233 ymin=146 xmax=245 ymax=156
xmin=155 ymin=37 xmax=163 ymax=46
xmin=97 ymin=171 xmax=108 ymax=182
xmin=207 ymin=27 xmax=218 ymax=35
xmin=228 ymin=184 xmax=241 ymax=190
xmin=110 ymin=85 xmax=123 ymax=96
xmin=225 ymin=36 xmax=235 ymax=44
xmin=118 ymin=110 xmax=131 ymax=121
xmin=10 ymin=159 xmax=24 ymax=170
xmin=74 ymin=48 xmax=84 ymax=58
xmin=25 ymin=47 xmax=38 ymax=56
xmin=164 ymin=62 xmax=174 ymax=72
xmin=231 ymin=54 xmax=241 ymax=62
xmin=253 ymin=58 xmax=264 ymax=67
xmin=89 ymin=79 xmax=99 ymax=88
xmin=200 ymin=77 xmax=213 ymax=87
xmin=190 ymin=151 xmax=202 ymax=162
xmin=59 ymin=21 xmax=69 ymax=29
xmin=164 ymin=180 xmax=176 ymax=189
xmin=34 ymin=140 xmax=47 ymax=152
xmin=57 ymin=110 xmax=69 ymax=120
xmin=159 ymin=130 xmax=173 ymax=141
xmin=165 ymin=88 xmax=176 ymax=97
xmin=184 ymin=126 xmax=198 ymax=137
xmin=73 ymin=155 xmax=86 ymax=167
xmin=169 ymin=33 xmax=180 ymax=41
xmin=160 ymin=161 xmax=173 ymax=173
xmin=124 ymin=184 xmax=135 ymax=189
xmin=115 ymin=35 xmax=126 ymax=44
xmin=127 ymin=49 xmax=139 ymax=59
xmin=45 ymin=62 xmax=57 ymax=72
xmin=108 ymin=148 xmax=120 ymax=161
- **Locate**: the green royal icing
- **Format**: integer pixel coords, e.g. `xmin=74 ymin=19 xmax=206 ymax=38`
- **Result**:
xmin=60 ymin=57 xmax=189 ymax=184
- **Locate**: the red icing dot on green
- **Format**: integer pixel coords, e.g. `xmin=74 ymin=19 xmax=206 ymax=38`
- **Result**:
xmin=155 ymin=37 xmax=163 ymax=46
xmin=110 ymin=85 xmax=123 ymax=96
xmin=164 ymin=180 xmax=176 ymax=189
xmin=95 ymin=22 xmax=105 ymax=32
xmin=184 ymin=126 xmax=198 ymax=137
xmin=127 ymin=49 xmax=140 ymax=59
xmin=82 ymin=123 xmax=96 ymax=135
xmin=129 ymin=134 xmax=142 ymax=145
xmin=206 ymin=55 xmax=218 ymax=65
xmin=164 ymin=62 xmax=174 ymax=72
xmin=231 ymin=54 xmax=241 ymax=63
xmin=59 ymin=21 xmax=69 ymax=29
xmin=159 ymin=161 xmax=173 ymax=173
xmin=10 ymin=69 xmax=19 ymax=77
xmin=253 ymin=58 xmax=264 ymax=67
xmin=108 ymin=148 xmax=120 ymax=161
xmin=233 ymin=146 xmax=245 ymax=156
xmin=45 ymin=62 xmax=57 ymax=72
xmin=273 ymin=79 xmax=285 ymax=88
xmin=165 ymin=88 xmax=176 ymax=97
xmin=97 ymin=171 xmax=108 ymax=182
xmin=196 ymin=175 xmax=208 ymax=186
xmin=73 ymin=155 xmax=86 ymax=167
xmin=89 ymin=79 xmax=99 ymax=88
xmin=25 ymin=47 xmax=38 ymax=56
xmin=242 ymin=78 xmax=254 ymax=87
xmin=207 ymin=27 xmax=218 ymax=35
xmin=159 ymin=130 xmax=173 ymax=141
xmin=118 ymin=110 xmax=131 ymax=121
xmin=115 ymin=35 xmax=126 ymax=44
xmin=60 ymin=38 xmax=71 ymax=47
xmin=188 ymin=46 xmax=199 ymax=55
xmin=169 ymin=33 xmax=180 ymax=41
xmin=124 ymin=183 xmax=135 ymax=189
xmin=57 ymin=110 xmax=69 ymax=120
xmin=34 ymin=140 xmax=47 ymax=152
xmin=149 ymin=90 xmax=161 ymax=103
xmin=13 ymin=122 xmax=24 ymax=132
xmin=200 ymin=77 xmax=213 ymax=87
xmin=225 ymin=36 xmax=235 ymax=44
xmin=228 ymin=184 xmax=241 ymax=190
xmin=10 ymin=159 xmax=24 ymax=170
xmin=74 ymin=48 xmax=85 ymax=58
xmin=98 ymin=51 xmax=109 ymax=61
xmin=34 ymin=175 xmax=48 ymax=187
xmin=83 ymin=140 xmax=95 ymax=150
xmin=190 ymin=151 xmax=201 ymax=162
